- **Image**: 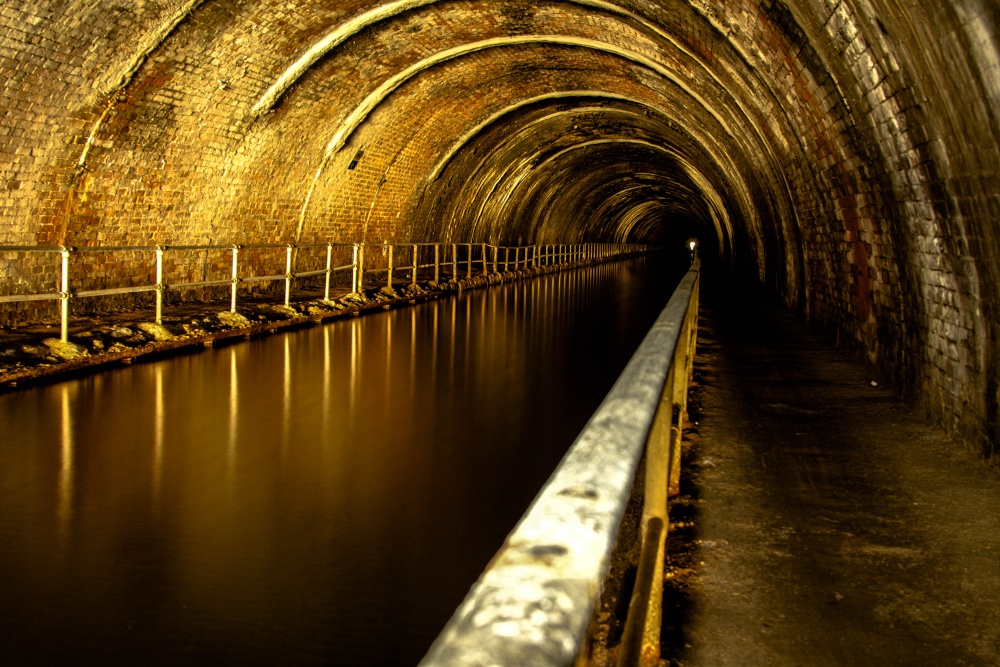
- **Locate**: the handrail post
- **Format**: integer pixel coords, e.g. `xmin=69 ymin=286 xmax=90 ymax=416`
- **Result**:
xmin=434 ymin=243 xmax=440 ymax=283
xmin=412 ymin=244 xmax=419 ymax=285
xmin=504 ymin=247 xmax=510 ymax=272
xmin=616 ymin=517 xmax=665 ymax=667
xmin=387 ymin=243 xmax=395 ymax=289
xmin=466 ymin=244 xmax=473 ymax=279
xmin=352 ymin=244 xmax=359 ymax=293
xmin=284 ymin=244 xmax=294 ymax=307
xmin=451 ymin=243 xmax=458 ymax=280
xmin=324 ymin=243 xmax=333 ymax=301
xmin=669 ymin=281 xmax=699 ymax=496
xmin=59 ymin=247 xmax=72 ymax=342
xmin=492 ymin=245 xmax=498 ymax=273
xmin=636 ymin=357 xmax=673 ymax=667
xmin=481 ymin=243 xmax=488 ymax=276
xmin=354 ymin=243 xmax=365 ymax=294
xmin=230 ymin=245 xmax=240 ymax=313
xmin=155 ymin=245 xmax=165 ymax=325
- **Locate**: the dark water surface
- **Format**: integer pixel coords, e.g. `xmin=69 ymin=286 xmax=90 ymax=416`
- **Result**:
xmin=0 ymin=255 xmax=683 ymax=666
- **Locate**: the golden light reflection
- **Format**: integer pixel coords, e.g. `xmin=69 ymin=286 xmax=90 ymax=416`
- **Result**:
xmin=490 ymin=285 xmax=498 ymax=352
xmin=281 ymin=335 xmax=292 ymax=455
xmin=57 ymin=383 xmax=74 ymax=540
xmin=153 ymin=363 xmax=165 ymax=505
xmin=228 ymin=347 xmax=239 ymax=479
xmin=477 ymin=289 xmax=487 ymax=381
xmin=385 ymin=311 xmax=392 ymax=414
xmin=409 ymin=308 xmax=417 ymax=396
xmin=323 ymin=326 xmax=331 ymax=434
xmin=448 ymin=298 xmax=456 ymax=387
xmin=350 ymin=318 xmax=360 ymax=418
xmin=431 ymin=300 xmax=439 ymax=394
xmin=464 ymin=292 xmax=472 ymax=369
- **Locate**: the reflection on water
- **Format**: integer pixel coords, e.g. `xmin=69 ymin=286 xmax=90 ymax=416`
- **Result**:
xmin=0 ymin=255 xmax=682 ymax=665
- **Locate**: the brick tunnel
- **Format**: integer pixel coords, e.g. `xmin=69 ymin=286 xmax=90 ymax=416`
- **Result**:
xmin=3 ymin=0 xmax=998 ymax=460
xmin=1 ymin=0 xmax=999 ymax=663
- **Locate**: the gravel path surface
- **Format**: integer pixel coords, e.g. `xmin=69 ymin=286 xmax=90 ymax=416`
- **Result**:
xmin=664 ymin=283 xmax=1000 ymax=666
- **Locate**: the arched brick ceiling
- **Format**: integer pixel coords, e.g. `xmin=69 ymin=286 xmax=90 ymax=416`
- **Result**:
xmin=1 ymin=0 xmax=999 ymax=455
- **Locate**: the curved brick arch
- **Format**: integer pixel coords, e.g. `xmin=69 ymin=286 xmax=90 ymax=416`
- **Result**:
xmin=527 ymin=138 xmax=733 ymax=254
xmin=251 ymin=0 xmax=731 ymax=115
xmin=1 ymin=0 xmax=998 ymax=456
xmin=323 ymin=34 xmax=732 ymax=157
xmin=294 ymin=34 xmax=743 ymax=248
xmin=254 ymin=0 xmax=794 ymax=281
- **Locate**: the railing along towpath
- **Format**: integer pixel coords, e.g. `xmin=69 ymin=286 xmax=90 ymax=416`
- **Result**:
xmin=420 ymin=259 xmax=700 ymax=666
xmin=0 ymin=241 xmax=640 ymax=340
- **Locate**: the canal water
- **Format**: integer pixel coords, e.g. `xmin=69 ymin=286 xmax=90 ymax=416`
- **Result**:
xmin=0 ymin=253 xmax=684 ymax=666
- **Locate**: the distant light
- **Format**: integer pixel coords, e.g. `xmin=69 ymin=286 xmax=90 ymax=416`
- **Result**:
xmin=688 ymin=241 xmax=696 ymax=251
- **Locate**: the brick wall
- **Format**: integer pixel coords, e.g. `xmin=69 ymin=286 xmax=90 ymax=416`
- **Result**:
xmin=0 ymin=0 xmax=997 ymax=457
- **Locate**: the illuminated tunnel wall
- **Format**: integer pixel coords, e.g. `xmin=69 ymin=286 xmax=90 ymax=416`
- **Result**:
xmin=1 ymin=0 xmax=998 ymax=458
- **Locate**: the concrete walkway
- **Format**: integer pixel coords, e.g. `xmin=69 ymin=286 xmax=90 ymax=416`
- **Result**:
xmin=664 ymin=282 xmax=1000 ymax=666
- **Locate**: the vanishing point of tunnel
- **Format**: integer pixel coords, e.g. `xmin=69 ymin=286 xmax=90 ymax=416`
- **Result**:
xmin=1 ymin=0 xmax=999 ymax=665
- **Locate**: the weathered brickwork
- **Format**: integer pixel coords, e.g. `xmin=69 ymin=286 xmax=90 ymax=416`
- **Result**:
xmin=0 ymin=0 xmax=998 ymax=458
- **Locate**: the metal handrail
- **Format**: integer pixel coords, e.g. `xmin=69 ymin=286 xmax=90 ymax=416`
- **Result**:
xmin=419 ymin=259 xmax=700 ymax=667
xmin=0 ymin=241 xmax=646 ymax=341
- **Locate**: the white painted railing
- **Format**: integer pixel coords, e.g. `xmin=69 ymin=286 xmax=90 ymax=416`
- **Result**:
xmin=0 ymin=242 xmax=643 ymax=340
